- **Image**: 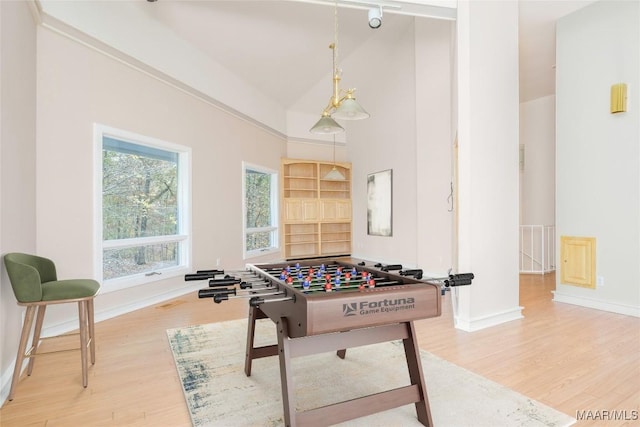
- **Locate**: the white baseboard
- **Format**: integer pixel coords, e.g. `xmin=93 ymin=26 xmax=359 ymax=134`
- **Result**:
xmin=552 ymin=291 xmax=640 ymax=317
xmin=40 ymin=282 xmax=204 ymax=338
xmin=0 ymin=362 xmax=17 ymax=406
xmin=93 ymin=282 xmax=205 ymax=327
xmin=454 ymin=306 xmax=524 ymax=332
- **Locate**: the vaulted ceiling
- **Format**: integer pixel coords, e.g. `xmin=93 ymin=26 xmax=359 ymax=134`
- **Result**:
xmin=38 ymin=0 xmax=596 ymax=126
xmin=141 ymin=0 xmax=595 ymax=106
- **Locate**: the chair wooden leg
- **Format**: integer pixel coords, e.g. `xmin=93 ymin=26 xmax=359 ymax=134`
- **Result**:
xmin=78 ymin=300 xmax=89 ymax=388
xmin=9 ymin=305 xmax=37 ymax=401
xmin=27 ymin=305 xmax=47 ymax=376
xmin=87 ymin=298 xmax=96 ymax=365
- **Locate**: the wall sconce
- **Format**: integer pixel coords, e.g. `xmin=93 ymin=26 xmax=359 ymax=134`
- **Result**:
xmin=610 ymin=83 xmax=627 ymax=114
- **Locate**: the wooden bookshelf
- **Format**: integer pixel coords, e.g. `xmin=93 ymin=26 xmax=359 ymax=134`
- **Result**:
xmin=281 ymin=159 xmax=352 ymax=259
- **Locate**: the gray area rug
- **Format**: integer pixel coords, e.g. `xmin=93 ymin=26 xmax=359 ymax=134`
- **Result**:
xmin=167 ymin=319 xmax=575 ymax=427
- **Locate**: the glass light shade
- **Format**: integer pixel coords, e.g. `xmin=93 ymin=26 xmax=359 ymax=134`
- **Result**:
xmin=310 ymin=115 xmax=344 ymax=134
xmin=332 ymin=98 xmax=370 ymax=120
xmin=324 ymin=166 xmax=346 ymax=180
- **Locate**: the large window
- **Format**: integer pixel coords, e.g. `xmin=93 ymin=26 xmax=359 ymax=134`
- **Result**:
xmin=95 ymin=125 xmax=190 ymax=289
xmin=243 ymin=162 xmax=278 ymax=258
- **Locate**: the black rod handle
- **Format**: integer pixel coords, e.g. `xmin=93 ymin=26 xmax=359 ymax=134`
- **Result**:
xmin=198 ymin=288 xmax=236 ymax=298
xmin=240 ymin=281 xmax=269 ymax=289
xmin=197 ymin=269 xmax=224 ymax=275
xmin=451 ymin=273 xmax=474 ymax=281
xmin=185 ymin=273 xmax=214 ymax=281
xmin=214 ymin=294 xmax=229 ymax=304
xmin=400 ymin=269 xmax=423 ymax=278
xmin=249 ymin=297 xmax=264 ymax=307
xmin=208 ymin=278 xmax=241 ymax=287
xmin=444 ymin=278 xmax=472 ymax=287
xmin=381 ymin=264 xmax=403 ymax=271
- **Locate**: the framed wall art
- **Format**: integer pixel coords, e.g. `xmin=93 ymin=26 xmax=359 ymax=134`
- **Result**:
xmin=367 ymin=169 xmax=392 ymax=236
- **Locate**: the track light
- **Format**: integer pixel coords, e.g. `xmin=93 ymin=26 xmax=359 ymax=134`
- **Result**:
xmin=368 ymin=7 xmax=382 ymax=29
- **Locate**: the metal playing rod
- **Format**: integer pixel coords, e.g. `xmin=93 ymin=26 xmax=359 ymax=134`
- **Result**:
xmin=213 ymin=291 xmax=285 ymax=304
xmin=239 ymin=281 xmax=273 ymax=290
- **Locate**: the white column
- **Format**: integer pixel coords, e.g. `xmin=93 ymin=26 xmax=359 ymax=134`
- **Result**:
xmin=454 ymin=1 xmax=522 ymax=331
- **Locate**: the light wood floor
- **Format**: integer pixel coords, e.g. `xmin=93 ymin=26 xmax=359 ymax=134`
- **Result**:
xmin=1 ymin=273 xmax=638 ymax=426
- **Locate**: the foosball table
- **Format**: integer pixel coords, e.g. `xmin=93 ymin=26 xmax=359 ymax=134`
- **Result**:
xmin=191 ymin=259 xmax=474 ymax=427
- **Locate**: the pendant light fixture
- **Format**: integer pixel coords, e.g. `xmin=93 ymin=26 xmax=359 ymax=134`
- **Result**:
xmin=323 ymin=135 xmax=346 ymax=180
xmin=310 ymin=1 xmax=369 ymax=135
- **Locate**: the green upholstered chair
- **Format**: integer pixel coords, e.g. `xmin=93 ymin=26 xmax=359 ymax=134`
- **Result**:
xmin=3 ymin=252 xmax=100 ymax=401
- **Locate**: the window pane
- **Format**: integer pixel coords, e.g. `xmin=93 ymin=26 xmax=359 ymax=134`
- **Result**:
xmin=99 ymin=128 xmax=189 ymax=283
xmin=245 ymin=170 xmax=272 ymax=228
xmin=103 ymin=243 xmax=179 ymax=280
xmin=103 ymin=144 xmax=179 ymax=240
xmin=246 ymin=231 xmax=272 ymax=252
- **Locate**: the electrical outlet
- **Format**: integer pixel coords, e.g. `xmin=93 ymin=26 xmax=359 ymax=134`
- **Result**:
xmin=597 ymin=276 xmax=605 ymax=287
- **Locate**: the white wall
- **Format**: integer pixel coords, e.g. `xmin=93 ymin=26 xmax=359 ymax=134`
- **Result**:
xmin=455 ymin=1 xmax=521 ymax=331
xmin=286 ymin=140 xmax=348 ymax=164
xmin=554 ymin=0 xmax=640 ymax=316
xmin=519 ymin=95 xmax=556 ymax=226
xmin=0 ymin=0 xmax=37 ymax=403
xmin=33 ymin=26 xmax=286 ymax=332
xmin=287 ymin=15 xmax=454 ymax=277
xmin=415 ymin=18 xmax=454 ymax=277
xmin=347 ymin=18 xmax=419 ymax=267
xmin=40 ymin=0 xmax=287 ymax=135
xmin=305 ymin=15 xmax=452 ymax=275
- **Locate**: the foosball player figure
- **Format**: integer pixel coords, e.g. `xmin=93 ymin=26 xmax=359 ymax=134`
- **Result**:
xmin=359 ymin=271 xmax=369 ymax=290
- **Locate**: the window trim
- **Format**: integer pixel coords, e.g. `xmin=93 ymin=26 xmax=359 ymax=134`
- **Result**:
xmin=242 ymin=161 xmax=279 ymax=259
xmin=94 ymin=124 xmax=192 ymax=293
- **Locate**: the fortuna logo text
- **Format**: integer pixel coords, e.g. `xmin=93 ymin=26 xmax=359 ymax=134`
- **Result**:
xmin=343 ymin=297 xmax=416 ymax=316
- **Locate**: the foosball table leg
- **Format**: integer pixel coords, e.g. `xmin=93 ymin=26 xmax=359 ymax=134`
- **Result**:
xmin=336 ymin=349 xmax=346 ymax=359
xmin=277 ymin=317 xmax=297 ymax=427
xmin=403 ymin=321 xmax=434 ymax=427
xmin=244 ymin=305 xmax=270 ymax=376
xmin=244 ymin=306 xmax=258 ymax=376
xmin=245 ymin=305 xmax=278 ymax=377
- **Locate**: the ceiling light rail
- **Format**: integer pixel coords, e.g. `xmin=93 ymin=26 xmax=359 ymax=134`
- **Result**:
xmin=294 ymin=0 xmax=457 ymax=20
xmin=297 ymin=0 xmax=401 ymax=11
